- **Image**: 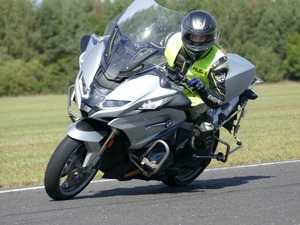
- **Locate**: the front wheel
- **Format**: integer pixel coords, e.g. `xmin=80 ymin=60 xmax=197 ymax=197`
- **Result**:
xmin=44 ymin=136 xmax=98 ymax=200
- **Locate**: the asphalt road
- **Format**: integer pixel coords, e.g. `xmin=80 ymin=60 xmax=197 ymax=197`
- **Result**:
xmin=1 ymin=160 xmax=300 ymax=225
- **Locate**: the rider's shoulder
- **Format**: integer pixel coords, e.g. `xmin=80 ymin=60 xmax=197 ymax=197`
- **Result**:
xmin=213 ymin=45 xmax=227 ymax=58
xmin=165 ymin=32 xmax=182 ymax=66
xmin=210 ymin=47 xmax=229 ymax=72
xmin=165 ymin=32 xmax=182 ymax=48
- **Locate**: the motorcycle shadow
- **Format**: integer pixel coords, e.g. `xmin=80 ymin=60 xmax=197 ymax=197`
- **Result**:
xmin=77 ymin=175 xmax=272 ymax=199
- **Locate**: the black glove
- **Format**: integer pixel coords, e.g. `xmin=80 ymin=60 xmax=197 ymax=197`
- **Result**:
xmin=187 ymin=78 xmax=206 ymax=92
xmin=166 ymin=66 xmax=185 ymax=85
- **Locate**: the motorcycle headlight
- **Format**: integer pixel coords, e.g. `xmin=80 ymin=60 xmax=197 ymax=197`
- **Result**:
xmin=79 ymin=74 xmax=112 ymax=107
xmin=138 ymin=99 xmax=163 ymax=110
xmin=100 ymin=100 xmax=130 ymax=109
xmin=91 ymin=87 xmax=113 ymax=107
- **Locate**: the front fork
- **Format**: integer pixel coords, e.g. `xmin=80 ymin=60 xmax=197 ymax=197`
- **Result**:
xmin=82 ymin=128 xmax=120 ymax=173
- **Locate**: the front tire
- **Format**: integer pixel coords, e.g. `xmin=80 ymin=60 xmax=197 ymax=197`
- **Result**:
xmin=44 ymin=136 xmax=98 ymax=200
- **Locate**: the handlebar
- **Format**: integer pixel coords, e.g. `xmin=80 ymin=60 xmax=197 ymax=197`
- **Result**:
xmin=167 ymin=71 xmax=195 ymax=96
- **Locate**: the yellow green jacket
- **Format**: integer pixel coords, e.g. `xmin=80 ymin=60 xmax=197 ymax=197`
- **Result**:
xmin=164 ymin=32 xmax=228 ymax=108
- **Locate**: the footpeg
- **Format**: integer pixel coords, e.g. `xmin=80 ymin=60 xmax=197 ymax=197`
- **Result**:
xmin=216 ymin=152 xmax=225 ymax=161
xmin=192 ymin=152 xmax=226 ymax=162
xmin=192 ymin=153 xmax=213 ymax=160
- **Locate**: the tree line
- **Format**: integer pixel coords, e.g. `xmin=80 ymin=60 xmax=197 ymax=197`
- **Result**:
xmin=0 ymin=0 xmax=299 ymax=96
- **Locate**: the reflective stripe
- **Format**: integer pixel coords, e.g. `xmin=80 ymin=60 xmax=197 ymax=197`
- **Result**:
xmin=187 ymin=96 xmax=205 ymax=106
xmin=210 ymin=72 xmax=226 ymax=98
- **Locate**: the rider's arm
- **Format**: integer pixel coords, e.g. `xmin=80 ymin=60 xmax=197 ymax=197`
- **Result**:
xmin=198 ymin=56 xmax=229 ymax=109
xmin=198 ymin=74 xmax=226 ymax=109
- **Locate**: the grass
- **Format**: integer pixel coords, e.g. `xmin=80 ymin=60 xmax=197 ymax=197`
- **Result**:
xmin=0 ymin=82 xmax=299 ymax=188
xmin=0 ymin=96 xmax=70 ymax=187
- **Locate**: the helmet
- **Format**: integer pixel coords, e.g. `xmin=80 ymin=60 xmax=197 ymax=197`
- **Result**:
xmin=181 ymin=10 xmax=217 ymax=60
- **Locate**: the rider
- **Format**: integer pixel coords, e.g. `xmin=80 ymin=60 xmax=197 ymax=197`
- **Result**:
xmin=164 ymin=10 xmax=229 ymax=158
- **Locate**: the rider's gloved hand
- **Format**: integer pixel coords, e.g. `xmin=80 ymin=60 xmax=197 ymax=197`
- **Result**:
xmin=188 ymin=78 xmax=206 ymax=92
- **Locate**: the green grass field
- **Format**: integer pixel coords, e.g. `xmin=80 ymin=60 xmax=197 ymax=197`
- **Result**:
xmin=0 ymin=82 xmax=299 ymax=188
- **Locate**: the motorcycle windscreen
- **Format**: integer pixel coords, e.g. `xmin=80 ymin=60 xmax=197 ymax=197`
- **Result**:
xmin=100 ymin=26 xmax=160 ymax=82
xmin=99 ymin=0 xmax=186 ymax=80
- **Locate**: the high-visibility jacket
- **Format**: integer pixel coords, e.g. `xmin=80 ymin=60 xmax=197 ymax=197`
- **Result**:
xmin=164 ymin=32 xmax=227 ymax=108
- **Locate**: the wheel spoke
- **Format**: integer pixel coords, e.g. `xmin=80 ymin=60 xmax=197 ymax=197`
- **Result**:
xmin=59 ymin=145 xmax=91 ymax=191
xmin=45 ymin=136 xmax=99 ymax=200
xmin=60 ymin=180 xmax=70 ymax=189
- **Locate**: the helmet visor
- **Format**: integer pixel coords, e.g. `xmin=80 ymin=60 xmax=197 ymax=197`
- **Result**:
xmin=190 ymin=34 xmax=207 ymax=43
xmin=182 ymin=32 xmax=215 ymax=52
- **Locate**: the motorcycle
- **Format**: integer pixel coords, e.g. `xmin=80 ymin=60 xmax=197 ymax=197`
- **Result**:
xmin=44 ymin=0 xmax=263 ymax=200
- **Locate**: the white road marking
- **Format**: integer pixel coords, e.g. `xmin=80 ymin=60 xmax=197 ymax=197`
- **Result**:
xmin=206 ymin=159 xmax=300 ymax=171
xmin=1 ymin=159 xmax=299 ymax=194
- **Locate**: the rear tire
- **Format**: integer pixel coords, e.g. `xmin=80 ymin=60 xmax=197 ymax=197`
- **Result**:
xmin=162 ymin=160 xmax=210 ymax=186
xmin=44 ymin=136 xmax=98 ymax=200
xmin=162 ymin=130 xmax=219 ymax=187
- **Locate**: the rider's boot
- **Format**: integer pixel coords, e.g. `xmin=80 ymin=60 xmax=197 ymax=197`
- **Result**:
xmin=190 ymin=135 xmax=213 ymax=159
xmin=189 ymin=120 xmax=214 ymax=159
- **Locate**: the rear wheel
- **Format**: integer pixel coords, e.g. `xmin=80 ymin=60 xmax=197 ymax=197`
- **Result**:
xmin=162 ymin=130 xmax=219 ymax=187
xmin=162 ymin=160 xmax=210 ymax=186
xmin=44 ymin=136 xmax=98 ymax=200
